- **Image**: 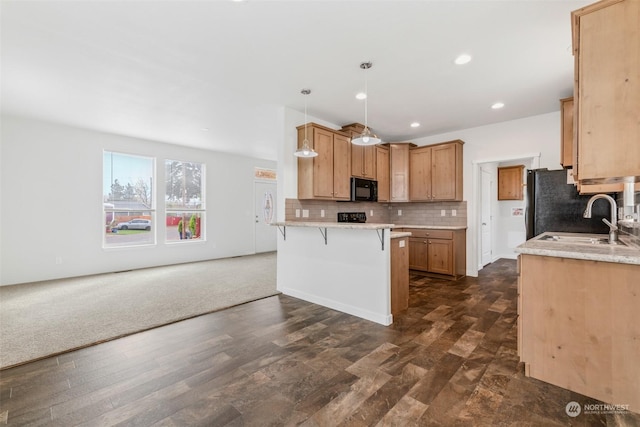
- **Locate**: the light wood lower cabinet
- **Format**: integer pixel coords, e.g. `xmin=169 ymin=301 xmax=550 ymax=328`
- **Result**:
xmin=519 ymin=254 xmax=640 ymax=413
xmin=390 ymin=236 xmax=409 ymax=315
xmin=403 ymin=228 xmax=466 ymax=279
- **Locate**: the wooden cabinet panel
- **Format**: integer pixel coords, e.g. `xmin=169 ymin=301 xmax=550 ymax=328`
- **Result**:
xmin=519 ymin=254 xmax=640 ymax=413
xmin=342 ymin=123 xmax=377 ymax=179
xmin=405 ymin=228 xmax=465 ymax=279
xmin=332 ymin=133 xmax=352 ymax=200
xmin=572 ymin=0 xmax=640 ymax=183
xmin=560 ymin=97 xmax=574 ymax=168
xmin=376 ymin=146 xmax=390 ymax=202
xmin=390 ymin=237 xmax=409 ymax=315
xmin=497 ymin=165 xmax=524 ymax=200
xmin=408 ymin=238 xmax=429 ymax=270
xmin=427 ymin=239 xmax=453 ymax=276
xmin=311 ymin=127 xmax=335 ymax=198
xmin=297 ymin=123 xmax=351 ymax=200
xmin=409 ymin=146 xmax=431 ymax=201
xmin=389 ymin=143 xmax=413 ymax=202
xmin=409 ymin=140 xmax=463 ymax=202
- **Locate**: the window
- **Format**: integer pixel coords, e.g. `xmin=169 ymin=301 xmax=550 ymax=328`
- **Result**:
xmin=165 ymin=160 xmax=204 ymax=242
xmin=103 ymin=152 xmax=155 ymax=247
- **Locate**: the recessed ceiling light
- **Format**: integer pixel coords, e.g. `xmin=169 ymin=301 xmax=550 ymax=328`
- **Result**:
xmin=491 ymin=102 xmax=505 ymax=109
xmin=410 ymin=122 xmax=420 ymax=128
xmin=355 ymin=92 xmax=367 ymax=100
xmin=454 ymin=54 xmax=472 ymax=65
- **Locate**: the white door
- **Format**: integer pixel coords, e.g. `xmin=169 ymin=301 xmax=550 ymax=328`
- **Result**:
xmin=255 ymin=181 xmax=277 ymax=253
xmin=481 ymin=167 xmax=493 ymax=267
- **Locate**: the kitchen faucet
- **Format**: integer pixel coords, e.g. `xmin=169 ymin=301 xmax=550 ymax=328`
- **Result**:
xmin=583 ymin=194 xmax=618 ymax=244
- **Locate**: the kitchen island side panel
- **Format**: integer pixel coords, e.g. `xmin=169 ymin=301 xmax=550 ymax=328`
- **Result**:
xmin=276 ymin=226 xmax=392 ymax=325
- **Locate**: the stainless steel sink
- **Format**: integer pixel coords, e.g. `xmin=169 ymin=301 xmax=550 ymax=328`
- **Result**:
xmin=538 ymin=234 xmax=626 ymax=246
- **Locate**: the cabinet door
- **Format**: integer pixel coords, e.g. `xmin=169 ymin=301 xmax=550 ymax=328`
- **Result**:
xmin=390 ymin=144 xmax=410 ymax=202
xmin=312 ymin=127 xmax=335 ymax=198
xmin=351 ymin=144 xmax=364 ymax=179
xmin=409 ymin=146 xmax=432 ymax=201
xmin=497 ymin=165 xmax=524 ymax=200
xmin=574 ymin=0 xmax=640 ymax=182
xmin=408 ymin=238 xmax=429 ymax=271
xmin=363 ymin=145 xmax=377 ymax=179
xmin=427 ymin=239 xmax=453 ymax=275
xmin=332 ymin=133 xmax=352 ymax=200
xmin=431 ymin=143 xmax=460 ymax=200
xmin=376 ymin=146 xmax=390 ymax=202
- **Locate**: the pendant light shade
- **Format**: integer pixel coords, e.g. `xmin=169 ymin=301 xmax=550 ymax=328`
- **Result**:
xmin=351 ymin=62 xmax=381 ymax=146
xmin=294 ymin=89 xmax=318 ymax=158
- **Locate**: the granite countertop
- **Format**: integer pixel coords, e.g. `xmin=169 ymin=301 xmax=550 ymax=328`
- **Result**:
xmin=515 ymin=231 xmax=640 ymax=265
xmin=392 ymin=224 xmax=467 ymax=230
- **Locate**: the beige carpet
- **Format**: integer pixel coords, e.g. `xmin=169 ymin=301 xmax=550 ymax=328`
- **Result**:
xmin=0 ymin=252 xmax=278 ymax=369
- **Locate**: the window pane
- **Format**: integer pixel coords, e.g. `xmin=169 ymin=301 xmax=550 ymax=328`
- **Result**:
xmin=165 ymin=160 xmax=203 ymax=209
xmin=103 ymin=152 xmax=155 ymax=247
xmin=166 ymin=212 xmax=202 ymax=242
xmin=165 ymin=160 xmax=205 ymax=243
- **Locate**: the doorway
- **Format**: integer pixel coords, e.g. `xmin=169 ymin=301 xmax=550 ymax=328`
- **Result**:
xmin=480 ymin=166 xmax=493 ymax=267
xmin=254 ymin=181 xmax=277 ymax=253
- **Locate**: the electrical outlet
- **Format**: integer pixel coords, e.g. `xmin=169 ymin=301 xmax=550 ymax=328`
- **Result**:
xmin=452 ymin=209 xmax=457 ymax=217
xmin=55 ymin=256 xmax=63 ymax=265
xmin=295 ymin=209 xmax=300 ymax=218
xmin=441 ymin=209 xmax=446 ymax=216
xmin=302 ymin=209 xmax=309 ymax=218
xmin=370 ymin=210 xmax=374 ymax=217
xmin=398 ymin=209 xmax=402 ymax=216
xmin=399 ymin=239 xmax=406 ymax=248
xmin=320 ymin=209 xmax=325 ymax=218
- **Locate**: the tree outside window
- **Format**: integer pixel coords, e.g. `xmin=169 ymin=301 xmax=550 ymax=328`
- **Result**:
xmin=165 ymin=160 xmax=205 ymax=242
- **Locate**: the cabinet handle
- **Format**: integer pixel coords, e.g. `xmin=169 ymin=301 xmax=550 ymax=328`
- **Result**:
xmin=428 ymin=240 xmax=432 ymax=244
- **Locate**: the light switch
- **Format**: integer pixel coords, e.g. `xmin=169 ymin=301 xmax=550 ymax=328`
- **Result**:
xmin=370 ymin=210 xmax=374 ymax=217
xmin=398 ymin=209 xmax=402 ymax=216
xmin=295 ymin=209 xmax=300 ymax=218
xmin=452 ymin=209 xmax=457 ymax=217
xmin=441 ymin=209 xmax=446 ymax=216
xmin=320 ymin=209 xmax=325 ymax=218
xmin=302 ymin=209 xmax=309 ymax=218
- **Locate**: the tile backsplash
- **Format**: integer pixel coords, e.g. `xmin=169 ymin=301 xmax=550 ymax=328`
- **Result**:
xmin=285 ymin=198 xmax=467 ymax=227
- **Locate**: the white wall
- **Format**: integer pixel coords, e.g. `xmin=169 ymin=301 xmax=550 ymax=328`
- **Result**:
xmin=412 ymin=111 xmax=563 ymax=276
xmin=0 ymin=115 xmax=276 ymax=285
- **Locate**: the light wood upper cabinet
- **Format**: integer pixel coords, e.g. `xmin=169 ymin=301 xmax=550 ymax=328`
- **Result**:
xmin=572 ymin=0 xmax=640 ymax=184
xmin=389 ymin=143 xmax=414 ymax=202
xmin=297 ymin=123 xmax=351 ymax=201
xmin=560 ymin=97 xmax=574 ymax=168
xmin=409 ymin=140 xmax=464 ymax=202
xmin=341 ymin=123 xmax=377 ymax=179
xmin=376 ymin=146 xmax=390 ymax=202
xmin=498 ymin=165 xmax=525 ymax=200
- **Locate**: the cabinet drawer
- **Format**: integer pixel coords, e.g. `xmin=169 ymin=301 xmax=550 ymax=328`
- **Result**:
xmin=405 ymin=229 xmax=453 ymax=240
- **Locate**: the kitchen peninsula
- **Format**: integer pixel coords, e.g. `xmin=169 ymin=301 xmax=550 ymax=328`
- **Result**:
xmin=516 ymin=232 xmax=640 ymax=413
xmin=274 ymin=221 xmax=410 ymax=326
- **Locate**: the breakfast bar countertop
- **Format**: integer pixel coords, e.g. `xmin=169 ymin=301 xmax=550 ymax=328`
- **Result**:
xmin=515 ymin=231 xmax=640 ymax=265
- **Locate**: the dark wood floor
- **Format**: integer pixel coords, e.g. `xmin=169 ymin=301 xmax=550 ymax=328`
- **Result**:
xmin=1 ymin=259 xmax=639 ymax=426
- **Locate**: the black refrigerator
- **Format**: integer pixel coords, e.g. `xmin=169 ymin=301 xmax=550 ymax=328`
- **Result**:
xmin=526 ymin=169 xmax=613 ymax=240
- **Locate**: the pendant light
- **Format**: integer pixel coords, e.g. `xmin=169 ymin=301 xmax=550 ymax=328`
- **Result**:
xmin=351 ymin=62 xmax=381 ymax=146
xmin=294 ymin=89 xmax=318 ymax=158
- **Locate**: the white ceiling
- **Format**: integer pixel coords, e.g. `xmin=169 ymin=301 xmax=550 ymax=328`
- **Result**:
xmin=1 ymin=0 xmax=591 ymax=161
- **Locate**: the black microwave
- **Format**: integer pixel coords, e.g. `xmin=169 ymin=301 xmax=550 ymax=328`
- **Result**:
xmin=350 ymin=177 xmax=378 ymax=202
